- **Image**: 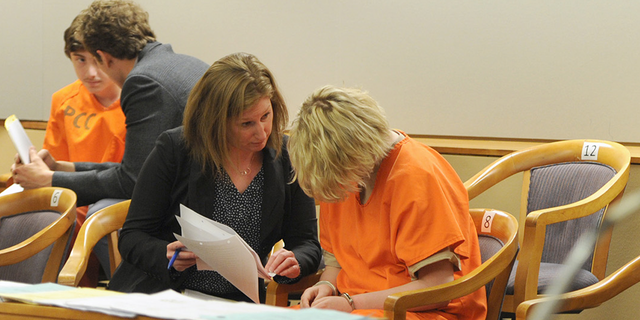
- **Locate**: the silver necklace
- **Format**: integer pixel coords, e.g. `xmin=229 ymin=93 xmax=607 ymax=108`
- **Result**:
xmin=237 ymin=153 xmax=255 ymax=176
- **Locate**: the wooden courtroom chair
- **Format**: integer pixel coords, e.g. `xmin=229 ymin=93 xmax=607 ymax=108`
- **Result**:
xmin=58 ymin=200 xmax=130 ymax=287
xmin=59 ymin=202 xmax=290 ymax=288
xmin=265 ymin=270 xmax=322 ymax=307
xmin=0 ymin=187 xmax=77 ymax=283
xmin=464 ymin=139 xmax=631 ymax=317
xmin=267 ymin=209 xmax=519 ymax=320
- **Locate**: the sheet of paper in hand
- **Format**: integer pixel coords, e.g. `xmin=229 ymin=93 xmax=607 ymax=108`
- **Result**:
xmin=4 ymin=114 xmax=33 ymax=165
xmin=174 ymin=204 xmax=272 ymax=303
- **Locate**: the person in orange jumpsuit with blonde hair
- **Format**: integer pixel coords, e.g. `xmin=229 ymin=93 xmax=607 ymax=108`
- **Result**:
xmin=288 ymin=85 xmax=487 ymax=320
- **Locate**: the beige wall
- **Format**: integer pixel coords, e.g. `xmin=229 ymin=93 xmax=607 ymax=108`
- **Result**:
xmin=3 ymin=1 xmax=640 ymax=143
xmin=1 ymin=132 xmax=639 ymax=318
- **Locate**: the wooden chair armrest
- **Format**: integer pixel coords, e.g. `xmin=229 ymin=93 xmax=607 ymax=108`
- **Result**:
xmin=385 ymin=236 xmax=518 ymax=320
xmin=385 ymin=279 xmax=478 ymax=320
xmin=526 ymin=192 xmax=622 ymax=227
xmin=0 ymin=172 xmax=13 ymax=189
xmin=265 ymin=270 xmax=323 ymax=307
xmin=107 ymin=232 xmax=122 ymax=277
xmin=58 ymin=224 xmax=100 ymax=287
xmin=465 ymin=140 xmax=630 ymax=203
xmin=0 ymin=188 xmax=76 ymax=283
xmin=0 ymin=189 xmax=76 ymax=266
xmin=58 ymin=200 xmax=130 ymax=286
xmin=515 ymin=254 xmax=640 ymax=320
xmin=58 ymin=221 xmax=108 ymax=286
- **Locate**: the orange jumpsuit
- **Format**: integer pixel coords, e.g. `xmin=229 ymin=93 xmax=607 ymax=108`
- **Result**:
xmin=44 ymin=79 xmax=126 ymax=163
xmin=319 ymin=132 xmax=487 ymax=320
xmin=43 ymin=80 xmax=126 ymax=241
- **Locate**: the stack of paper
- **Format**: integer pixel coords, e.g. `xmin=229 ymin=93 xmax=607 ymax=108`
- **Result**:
xmin=0 ymin=281 xmax=374 ymax=319
xmin=0 ymin=281 xmax=287 ymax=319
xmin=0 ymin=281 xmax=132 ymax=317
xmin=174 ymin=204 xmax=272 ymax=303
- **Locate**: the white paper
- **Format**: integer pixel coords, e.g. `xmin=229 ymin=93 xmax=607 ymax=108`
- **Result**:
xmin=174 ymin=204 xmax=272 ymax=303
xmin=0 ymin=183 xmax=24 ymax=197
xmin=0 ymin=283 xmax=288 ymax=320
xmin=4 ymin=114 xmax=33 ymax=164
xmin=0 ymin=280 xmax=30 ymax=302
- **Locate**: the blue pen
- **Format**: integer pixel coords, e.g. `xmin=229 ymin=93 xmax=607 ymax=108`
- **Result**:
xmin=167 ymin=247 xmax=182 ymax=270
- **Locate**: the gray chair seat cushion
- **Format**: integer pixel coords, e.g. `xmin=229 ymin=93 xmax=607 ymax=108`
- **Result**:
xmin=505 ymin=261 xmax=599 ymax=295
xmin=478 ymin=234 xmax=505 ymax=296
xmin=0 ymin=210 xmax=62 ymax=283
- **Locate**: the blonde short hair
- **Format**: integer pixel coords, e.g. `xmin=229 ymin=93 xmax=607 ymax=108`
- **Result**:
xmin=289 ymin=85 xmax=390 ymax=202
xmin=183 ymin=52 xmax=287 ymax=175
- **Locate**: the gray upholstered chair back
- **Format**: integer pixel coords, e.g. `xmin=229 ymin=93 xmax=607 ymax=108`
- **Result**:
xmin=527 ymin=162 xmax=616 ymax=271
xmin=0 ymin=210 xmax=62 ymax=283
xmin=478 ymin=234 xmax=506 ymax=296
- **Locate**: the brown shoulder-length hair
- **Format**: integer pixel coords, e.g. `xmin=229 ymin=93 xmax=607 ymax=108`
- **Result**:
xmin=183 ymin=52 xmax=288 ymax=174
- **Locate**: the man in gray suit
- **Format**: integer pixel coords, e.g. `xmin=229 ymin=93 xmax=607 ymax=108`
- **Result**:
xmin=11 ymin=0 xmax=209 ymax=275
xmin=13 ymin=0 xmax=208 ymax=205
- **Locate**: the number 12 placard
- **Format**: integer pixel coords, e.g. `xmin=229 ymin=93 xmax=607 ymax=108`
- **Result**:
xmin=582 ymin=142 xmax=601 ymax=161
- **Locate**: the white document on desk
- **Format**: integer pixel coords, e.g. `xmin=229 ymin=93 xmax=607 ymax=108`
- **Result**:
xmin=173 ymin=204 xmax=272 ymax=303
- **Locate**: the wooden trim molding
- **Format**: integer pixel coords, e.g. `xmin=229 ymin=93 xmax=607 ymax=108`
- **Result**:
xmin=410 ymin=134 xmax=640 ymax=164
xmin=0 ymin=119 xmax=48 ymax=130
xmin=2 ymin=119 xmax=639 ymax=164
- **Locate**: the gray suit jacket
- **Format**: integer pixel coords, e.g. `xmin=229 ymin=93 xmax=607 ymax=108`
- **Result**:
xmin=108 ymin=128 xmax=321 ymax=300
xmin=53 ymin=42 xmax=209 ymax=206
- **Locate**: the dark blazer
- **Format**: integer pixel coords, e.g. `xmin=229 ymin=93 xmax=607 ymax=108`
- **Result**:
xmin=54 ymin=42 xmax=209 ymax=206
xmin=108 ymin=127 xmax=321 ymax=298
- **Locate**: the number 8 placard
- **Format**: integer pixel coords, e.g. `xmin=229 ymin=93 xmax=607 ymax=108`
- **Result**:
xmin=481 ymin=210 xmax=497 ymax=233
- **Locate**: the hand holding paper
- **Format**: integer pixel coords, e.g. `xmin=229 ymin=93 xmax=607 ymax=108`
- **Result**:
xmin=173 ymin=204 xmax=272 ymax=303
xmin=265 ymin=248 xmax=301 ymax=279
xmin=4 ymin=114 xmax=33 ymax=164
xmin=10 ymin=147 xmax=56 ymax=189
xmin=5 ymin=116 xmax=68 ymax=189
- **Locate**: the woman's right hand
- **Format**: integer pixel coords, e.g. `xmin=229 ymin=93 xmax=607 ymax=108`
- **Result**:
xmin=166 ymin=241 xmax=197 ymax=271
xmin=300 ymin=283 xmax=335 ymax=308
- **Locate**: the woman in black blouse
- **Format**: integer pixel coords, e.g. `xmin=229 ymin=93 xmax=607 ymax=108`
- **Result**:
xmin=108 ymin=53 xmax=322 ymax=302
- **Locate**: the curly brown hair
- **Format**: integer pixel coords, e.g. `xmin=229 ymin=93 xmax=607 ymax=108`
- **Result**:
xmin=77 ymin=0 xmax=156 ymax=62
